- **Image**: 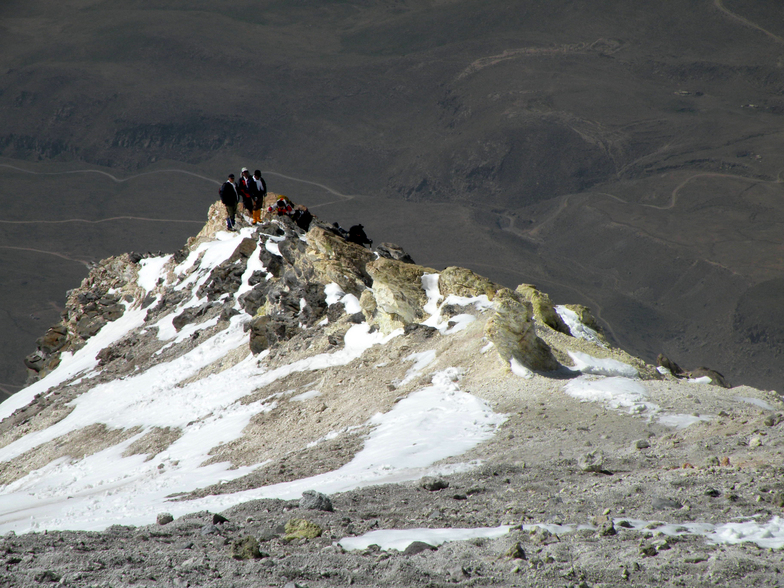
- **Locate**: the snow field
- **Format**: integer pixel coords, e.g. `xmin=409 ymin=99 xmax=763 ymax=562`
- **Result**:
xmin=0 ymin=256 xmax=506 ymax=534
xmin=2 ymin=232 xmax=782 ymax=555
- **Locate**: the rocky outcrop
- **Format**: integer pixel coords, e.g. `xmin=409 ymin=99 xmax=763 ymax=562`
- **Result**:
xmin=439 ymin=266 xmax=501 ymax=300
xmin=484 ymin=288 xmax=560 ymax=372
xmin=657 ymin=354 xmax=731 ymax=388
xmin=198 ymin=238 xmax=257 ymax=300
xmin=361 ymin=258 xmax=437 ymax=333
xmin=23 ymin=324 xmax=68 ymax=376
xmin=376 ymin=242 xmax=415 ymax=264
xmin=246 ymin=277 xmax=328 ymax=355
xmin=562 ymin=304 xmax=604 ymax=336
xmin=305 ymin=225 xmax=375 ymax=297
xmin=689 ymin=367 xmax=731 ymax=388
xmin=515 ymin=284 xmax=570 ymax=334
xmin=24 ymin=253 xmax=150 ymax=384
xmin=20 ymin=193 xmax=634 ymax=386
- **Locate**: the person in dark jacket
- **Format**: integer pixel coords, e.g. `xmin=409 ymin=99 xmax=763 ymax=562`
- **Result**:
xmin=238 ymin=167 xmax=253 ymax=219
xmin=219 ymin=173 xmax=239 ymax=231
xmin=249 ymin=169 xmax=267 ymax=225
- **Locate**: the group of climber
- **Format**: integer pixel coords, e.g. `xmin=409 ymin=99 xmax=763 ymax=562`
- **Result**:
xmin=220 ymin=168 xmax=316 ymax=232
xmin=218 ymin=168 xmax=371 ymax=244
xmin=223 ymin=168 xmax=315 ymax=233
xmin=219 ymin=168 xmax=268 ymax=230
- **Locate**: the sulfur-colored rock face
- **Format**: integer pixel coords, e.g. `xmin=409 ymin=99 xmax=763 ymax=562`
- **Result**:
xmin=515 ymin=284 xmax=570 ymax=334
xmin=439 ymin=266 xmax=501 ymax=300
xmin=362 ymin=258 xmax=437 ymax=333
xmin=485 ymin=289 xmax=560 ymax=372
xmin=305 ymin=226 xmax=375 ymax=297
xmin=359 ymin=289 xmax=377 ymax=316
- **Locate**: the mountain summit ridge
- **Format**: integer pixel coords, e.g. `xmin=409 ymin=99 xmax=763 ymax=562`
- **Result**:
xmin=1 ymin=198 xmax=783 ymax=586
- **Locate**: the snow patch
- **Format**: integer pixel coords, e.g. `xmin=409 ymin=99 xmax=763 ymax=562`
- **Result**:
xmin=324 ymin=283 xmax=362 ymax=315
xmin=734 ymin=396 xmax=776 ymax=411
xmin=137 ymin=255 xmax=173 ymax=293
xmin=340 ymin=525 xmax=513 ymax=551
xmin=563 ymin=376 xmax=712 ymax=429
xmin=568 ymin=351 xmax=638 ymax=378
xmin=0 ymin=306 xmax=149 ymax=422
xmin=510 ymin=358 xmax=533 ymax=379
xmin=555 ymin=305 xmax=605 ymax=347
xmin=398 ymin=350 xmax=438 ymax=386
xmin=291 ymin=390 xmax=321 ymax=402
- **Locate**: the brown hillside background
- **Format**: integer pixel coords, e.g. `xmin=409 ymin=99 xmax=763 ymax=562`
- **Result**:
xmin=0 ymin=0 xmax=782 ymax=398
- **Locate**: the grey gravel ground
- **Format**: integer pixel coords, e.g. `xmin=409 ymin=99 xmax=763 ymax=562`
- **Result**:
xmin=3 ymin=455 xmax=784 ymax=587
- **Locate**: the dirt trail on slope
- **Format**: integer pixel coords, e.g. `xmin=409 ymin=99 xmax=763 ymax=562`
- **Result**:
xmin=713 ymin=0 xmax=784 ymax=45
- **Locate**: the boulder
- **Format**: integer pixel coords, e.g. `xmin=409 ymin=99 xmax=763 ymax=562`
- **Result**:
xmin=75 ymin=315 xmax=106 ymax=339
xmin=171 ymin=303 xmax=212 ymax=331
xmin=376 ymin=242 xmax=415 ymax=264
xmin=657 ymin=355 xmax=730 ymax=387
xmin=657 ymin=354 xmax=685 ymax=376
xmin=578 ymin=450 xmax=606 ymax=473
xmin=484 ymin=289 xmax=559 ymax=371
xmin=403 ymin=541 xmax=437 ymax=556
xmin=439 ymin=266 xmax=501 ymax=300
xmin=363 ymin=258 xmax=438 ymax=333
xmin=421 ymin=477 xmax=449 ymax=491
xmin=515 ymin=284 xmax=569 ymax=333
xmin=505 ymin=542 xmax=526 ymax=559
xmin=238 ymin=281 xmax=273 ymax=316
xmin=231 ymin=536 xmax=264 ymax=560
xmin=35 ymin=324 xmax=68 ymax=355
xmin=248 ymin=315 xmax=274 ymax=354
xmin=688 ymin=367 xmax=731 ymax=388
xmin=283 ymin=519 xmax=323 ymax=541
xmin=306 ymin=226 xmax=375 ymax=297
xmin=258 ymin=246 xmax=284 ymax=278
xmin=248 ymin=314 xmax=300 ymax=354
xmin=299 ymin=490 xmax=333 ymax=512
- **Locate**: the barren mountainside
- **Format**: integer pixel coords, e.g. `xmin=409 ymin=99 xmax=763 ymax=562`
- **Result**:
xmin=0 ymin=202 xmax=783 ymax=587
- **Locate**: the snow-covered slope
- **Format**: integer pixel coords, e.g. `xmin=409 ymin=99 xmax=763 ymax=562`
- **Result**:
xmin=2 ymin=200 xmax=783 ymax=566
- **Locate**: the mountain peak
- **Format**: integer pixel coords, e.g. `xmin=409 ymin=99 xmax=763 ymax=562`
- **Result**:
xmin=1 ymin=196 xmax=783 ymax=585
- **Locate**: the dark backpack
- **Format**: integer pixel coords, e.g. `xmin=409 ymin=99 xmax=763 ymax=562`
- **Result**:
xmin=347 ymin=224 xmax=372 ymax=247
xmin=292 ymin=208 xmax=313 ymax=231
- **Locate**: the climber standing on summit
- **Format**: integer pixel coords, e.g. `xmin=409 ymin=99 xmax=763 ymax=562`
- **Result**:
xmin=249 ymin=169 xmax=267 ymax=225
xmin=238 ymin=167 xmax=254 ymax=219
xmin=219 ymin=173 xmax=239 ymax=231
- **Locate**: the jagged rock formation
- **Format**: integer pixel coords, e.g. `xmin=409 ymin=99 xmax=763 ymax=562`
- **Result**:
xmin=484 ymin=288 xmax=559 ymax=372
xmin=514 ymin=284 xmax=570 ymax=334
xmin=23 ymin=254 xmax=154 ymax=384
xmin=23 ymin=198 xmax=630 ymax=386
xmin=362 ymin=258 xmax=438 ymax=334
